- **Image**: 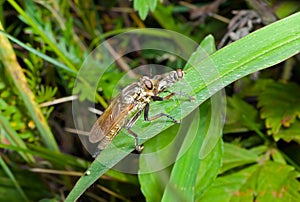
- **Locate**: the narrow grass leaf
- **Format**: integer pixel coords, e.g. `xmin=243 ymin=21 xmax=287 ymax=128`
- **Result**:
xmin=0 ymin=22 xmax=59 ymax=151
xmin=0 ymin=30 xmax=77 ymax=75
xmin=0 ymin=157 xmax=29 ymax=202
xmin=0 ymin=115 xmax=34 ymax=163
xmin=7 ymin=0 xmax=77 ymax=71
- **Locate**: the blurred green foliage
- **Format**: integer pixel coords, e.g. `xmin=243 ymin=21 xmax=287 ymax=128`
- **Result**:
xmin=0 ymin=0 xmax=300 ymax=201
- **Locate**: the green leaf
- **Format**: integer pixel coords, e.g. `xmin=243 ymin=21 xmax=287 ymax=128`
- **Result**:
xmin=257 ymin=80 xmax=300 ymax=135
xmin=153 ymin=4 xmax=192 ymax=35
xmin=249 ymin=161 xmax=300 ymax=202
xmin=138 ymin=124 xmax=179 ymax=202
xmin=195 ymin=139 xmax=223 ymax=198
xmin=161 ymin=106 xmax=206 ymax=202
xmin=0 ymin=143 xmax=88 ymax=170
xmin=276 ymin=119 xmax=300 ymax=143
xmin=134 ymin=0 xmax=158 ymax=20
xmin=199 ymin=161 xmax=300 ymax=201
xmin=225 ymin=95 xmax=261 ymax=133
xmin=224 ymin=96 xmax=269 ymax=143
xmin=198 ymin=164 xmax=259 ymax=201
xmin=65 ymin=13 xmax=300 ymax=201
xmin=36 ymin=85 xmax=57 ymax=103
xmin=0 ymin=143 xmax=137 ymax=185
xmin=220 ymin=143 xmax=265 ymax=173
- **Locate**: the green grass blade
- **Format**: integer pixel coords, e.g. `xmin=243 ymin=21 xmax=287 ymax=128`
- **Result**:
xmin=7 ymin=0 xmax=77 ymax=71
xmin=0 ymin=30 xmax=107 ymax=107
xmin=195 ymin=140 xmax=223 ymax=199
xmin=0 ymin=143 xmax=137 ymax=185
xmin=0 ymin=22 xmax=59 ymax=151
xmin=65 ymin=12 xmax=300 ymax=201
xmin=0 ymin=143 xmax=87 ymax=169
xmin=65 ymin=148 xmax=130 ymax=202
xmin=0 ymin=115 xmax=34 ymax=163
xmin=0 ymin=157 xmax=30 ymax=202
xmin=0 ymin=30 xmax=77 ymax=75
xmin=161 ymin=105 xmax=206 ymax=201
xmin=161 ymin=35 xmax=224 ymax=201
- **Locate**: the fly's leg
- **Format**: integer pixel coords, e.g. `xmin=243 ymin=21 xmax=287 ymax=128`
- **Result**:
xmin=151 ymin=94 xmax=170 ymax=101
xmin=125 ymin=110 xmax=143 ymax=152
xmin=171 ymin=91 xmax=195 ymax=101
xmin=127 ymin=128 xmax=143 ymax=152
xmin=144 ymin=103 xmax=180 ymax=123
xmin=152 ymin=91 xmax=195 ymax=102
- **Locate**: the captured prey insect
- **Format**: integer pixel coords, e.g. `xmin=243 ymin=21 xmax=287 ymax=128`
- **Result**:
xmin=89 ymin=68 xmax=192 ymax=155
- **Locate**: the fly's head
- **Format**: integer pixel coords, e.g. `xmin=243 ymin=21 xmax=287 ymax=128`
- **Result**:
xmin=139 ymin=76 xmax=156 ymax=97
xmin=132 ymin=68 xmax=184 ymax=99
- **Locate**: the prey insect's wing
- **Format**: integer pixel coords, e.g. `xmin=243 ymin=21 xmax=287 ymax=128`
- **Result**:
xmin=89 ymin=95 xmax=132 ymax=143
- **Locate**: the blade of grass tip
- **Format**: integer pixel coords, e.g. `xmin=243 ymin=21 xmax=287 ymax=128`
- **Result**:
xmin=65 ymin=143 xmax=133 ymax=202
xmin=7 ymin=0 xmax=77 ymax=71
xmin=0 ymin=22 xmax=59 ymax=151
xmin=0 ymin=115 xmax=35 ymax=163
xmin=0 ymin=157 xmax=30 ymax=202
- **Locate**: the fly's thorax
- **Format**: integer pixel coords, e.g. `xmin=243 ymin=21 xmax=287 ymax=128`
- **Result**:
xmin=131 ymin=76 xmax=156 ymax=107
xmin=121 ymin=82 xmax=143 ymax=104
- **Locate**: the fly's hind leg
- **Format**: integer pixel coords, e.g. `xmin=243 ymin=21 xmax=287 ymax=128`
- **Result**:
xmin=125 ymin=110 xmax=143 ymax=152
xmin=127 ymin=128 xmax=143 ymax=152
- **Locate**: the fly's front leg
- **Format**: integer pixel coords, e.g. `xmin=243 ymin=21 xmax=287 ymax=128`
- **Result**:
xmin=151 ymin=94 xmax=172 ymax=101
xmin=144 ymin=103 xmax=180 ymax=124
xmin=152 ymin=91 xmax=194 ymax=102
xmin=125 ymin=110 xmax=143 ymax=152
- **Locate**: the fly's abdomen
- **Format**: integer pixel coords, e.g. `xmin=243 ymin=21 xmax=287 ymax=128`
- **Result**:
xmin=97 ymin=125 xmax=122 ymax=150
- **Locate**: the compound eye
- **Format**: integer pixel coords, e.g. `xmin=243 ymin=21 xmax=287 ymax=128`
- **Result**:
xmin=144 ymin=79 xmax=153 ymax=90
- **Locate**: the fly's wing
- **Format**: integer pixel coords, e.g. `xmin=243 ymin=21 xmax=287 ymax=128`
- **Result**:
xmin=88 ymin=81 xmax=140 ymax=144
xmin=89 ymin=95 xmax=125 ymax=143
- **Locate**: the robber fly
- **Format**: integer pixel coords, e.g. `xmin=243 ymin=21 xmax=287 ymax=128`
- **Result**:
xmin=89 ymin=69 xmax=189 ymax=155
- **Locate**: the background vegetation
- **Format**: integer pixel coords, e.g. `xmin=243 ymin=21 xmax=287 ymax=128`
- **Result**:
xmin=0 ymin=0 xmax=300 ymax=201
